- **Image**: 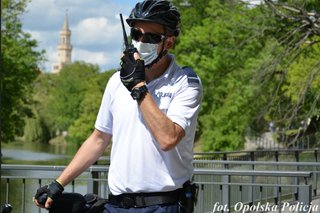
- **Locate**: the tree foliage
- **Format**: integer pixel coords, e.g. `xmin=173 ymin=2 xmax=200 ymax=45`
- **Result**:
xmin=65 ymin=65 xmax=114 ymax=145
xmin=24 ymin=61 xmax=115 ymax=145
xmin=171 ymin=0 xmax=267 ymax=150
xmin=7 ymin=0 xmax=319 ymax=151
xmin=171 ymin=0 xmax=320 ymax=151
xmin=24 ymin=73 xmax=56 ymax=143
xmin=47 ymin=62 xmax=100 ymax=131
xmin=246 ymin=0 xmax=320 ymax=144
xmin=1 ymin=0 xmax=45 ymax=143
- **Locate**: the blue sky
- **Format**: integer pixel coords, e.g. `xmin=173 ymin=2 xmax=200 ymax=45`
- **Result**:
xmin=21 ymin=0 xmax=138 ymax=73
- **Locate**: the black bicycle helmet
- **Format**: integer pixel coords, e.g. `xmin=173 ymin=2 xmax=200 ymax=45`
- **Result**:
xmin=126 ymin=0 xmax=181 ymax=37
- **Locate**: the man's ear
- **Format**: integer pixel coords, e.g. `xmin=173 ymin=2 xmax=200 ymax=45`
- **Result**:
xmin=165 ymin=36 xmax=175 ymax=50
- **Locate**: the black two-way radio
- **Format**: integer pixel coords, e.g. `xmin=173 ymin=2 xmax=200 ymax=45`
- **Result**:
xmin=119 ymin=13 xmax=135 ymax=62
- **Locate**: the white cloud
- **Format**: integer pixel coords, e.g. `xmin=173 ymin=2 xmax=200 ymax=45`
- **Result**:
xmin=47 ymin=46 xmax=58 ymax=62
xmin=21 ymin=0 xmax=134 ymax=73
xmin=72 ymin=17 xmax=121 ymax=45
xmin=40 ymin=46 xmax=58 ymax=73
xmin=24 ymin=30 xmax=43 ymax=42
xmin=73 ymin=48 xmax=122 ymax=71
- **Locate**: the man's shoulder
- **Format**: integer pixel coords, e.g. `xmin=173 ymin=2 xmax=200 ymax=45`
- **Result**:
xmin=111 ymin=69 xmax=120 ymax=78
xmin=108 ymin=70 xmax=121 ymax=83
xmin=105 ymin=70 xmax=123 ymax=92
xmin=181 ymin=66 xmax=200 ymax=84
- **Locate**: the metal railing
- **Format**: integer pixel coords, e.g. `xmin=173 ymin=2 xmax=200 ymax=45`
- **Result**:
xmin=193 ymin=160 xmax=319 ymax=196
xmin=193 ymin=149 xmax=319 ymax=162
xmin=1 ymin=161 xmax=319 ymax=213
xmin=192 ymin=161 xmax=319 ymax=213
xmin=192 ymin=170 xmax=313 ymax=213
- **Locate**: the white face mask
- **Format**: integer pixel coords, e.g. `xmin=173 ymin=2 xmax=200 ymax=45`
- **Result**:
xmin=132 ymin=40 xmax=162 ymax=66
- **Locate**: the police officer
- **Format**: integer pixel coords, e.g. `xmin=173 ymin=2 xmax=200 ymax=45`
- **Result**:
xmin=34 ymin=1 xmax=202 ymax=212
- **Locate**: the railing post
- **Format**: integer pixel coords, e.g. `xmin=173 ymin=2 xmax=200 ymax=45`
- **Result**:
xmin=274 ymin=151 xmax=279 ymax=205
xmin=223 ymin=153 xmax=227 ymax=163
xmin=6 ymin=178 xmax=10 ymax=204
xmin=22 ymin=179 xmax=26 ymax=213
xmin=199 ymin=184 xmax=204 ymax=213
xmin=38 ymin=179 xmax=42 ymax=213
xmin=248 ymin=152 xmax=254 ymax=206
xmin=221 ymin=153 xmax=230 ymax=212
xmin=298 ymin=185 xmax=312 ymax=213
xmin=313 ymin=150 xmax=318 ymax=196
xmin=93 ymin=161 xmax=99 ymax=194
xmin=294 ymin=151 xmax=299 ymax=200
xmin=86 ymin=162 xmax=99 ymax=194
xmin=221 ymin=175 xmax=230 ymax=213
xmin=87 ymin=169 xmax=94 ymax=193
xmin=278 ymin=187 xmax=282 ymax=213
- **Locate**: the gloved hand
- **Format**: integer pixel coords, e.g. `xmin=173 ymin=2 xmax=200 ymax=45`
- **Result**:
xmin=120 ymin=53 xmax=145 ymax=91
xmin=34 ymin=180 xmax=64 ymax=203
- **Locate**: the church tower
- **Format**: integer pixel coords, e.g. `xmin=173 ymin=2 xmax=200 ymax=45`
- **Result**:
xmin=52 ymin=13 xmax=73 ymax=73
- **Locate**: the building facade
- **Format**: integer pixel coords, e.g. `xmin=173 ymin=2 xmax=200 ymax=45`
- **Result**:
xmin=52 ymin=13 xmax=73 ymax=73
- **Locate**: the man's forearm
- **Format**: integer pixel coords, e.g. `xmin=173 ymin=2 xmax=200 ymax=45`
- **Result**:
xmin=57 ymin=129 xmax=111 ymax=187
xmin=137 ymin=91 xmax=185 ymax=151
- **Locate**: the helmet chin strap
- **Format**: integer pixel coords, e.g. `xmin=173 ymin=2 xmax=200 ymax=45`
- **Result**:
xmin=145 ymin=26 xmax=168 ymax=69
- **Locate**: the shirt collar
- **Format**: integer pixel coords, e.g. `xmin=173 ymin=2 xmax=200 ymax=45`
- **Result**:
xmin=149 ymin=54 xmax=178 ymax=85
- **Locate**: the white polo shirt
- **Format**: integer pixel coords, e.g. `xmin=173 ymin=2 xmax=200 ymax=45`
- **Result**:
xmin=95 ymin=54 xmax=202 ymax=195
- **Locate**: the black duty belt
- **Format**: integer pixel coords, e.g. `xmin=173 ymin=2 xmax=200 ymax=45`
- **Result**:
xmin=108 ymin=189 xmax=181 ymax=209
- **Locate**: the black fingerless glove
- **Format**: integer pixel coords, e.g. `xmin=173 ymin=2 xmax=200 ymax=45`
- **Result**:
xmin=34 ymin=180 xmax=64 ymax=202
xmin=120 ymin=54 xmax=145 ymax=91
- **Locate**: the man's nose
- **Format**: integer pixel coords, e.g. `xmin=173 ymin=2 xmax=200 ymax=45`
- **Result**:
xmin=138 ymin=35 xmax=146 ymax=43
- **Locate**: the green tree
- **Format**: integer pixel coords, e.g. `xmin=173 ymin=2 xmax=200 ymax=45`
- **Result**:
xmin=172 ymin=0 xmax=271 ymax=151
xmin=24 ymin=73 xmax=56 ymax=143
xmin=67 ymin=69 xmax=115 ymax=145
xmin=47 ymin=62 xmax=100 ymax=131
xmin=171 ymin=0 xmax=319 ymax=150
xmin=23 ymin=65 xmax=114 ymax=145
xmin=1 ymin=0 xmax=45 ymax=143
xmin=40 ymin=61 xmax=115 ymax=145
xmin=247 ymin=0 xmax=320 ymax=144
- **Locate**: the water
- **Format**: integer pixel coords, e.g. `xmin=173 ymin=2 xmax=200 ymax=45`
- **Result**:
xmin=1 ymin=141 xmax=110 ymax=213
xmin=1 ymin=141 xmax=80 ymax=165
